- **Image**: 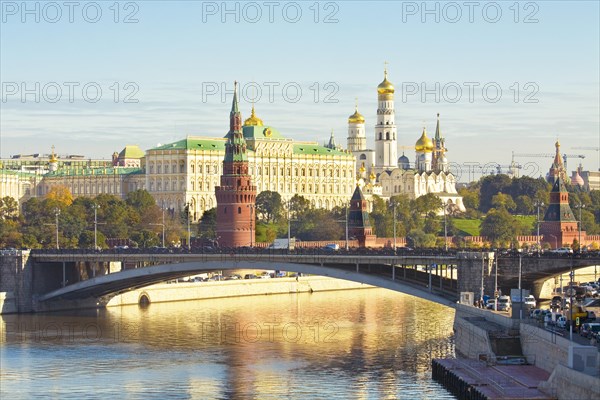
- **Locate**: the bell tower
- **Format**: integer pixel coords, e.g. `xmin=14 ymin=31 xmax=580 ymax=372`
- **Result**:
xmin=215 ymin=82 xmax=257 ymax=247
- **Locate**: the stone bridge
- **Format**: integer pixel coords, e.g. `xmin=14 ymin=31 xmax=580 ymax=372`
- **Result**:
xmin=1 ymin=250 xmax=598 ymax=313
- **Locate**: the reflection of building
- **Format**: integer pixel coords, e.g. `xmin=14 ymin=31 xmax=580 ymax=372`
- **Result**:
xmin=216 ymin=84 xmax=257 ymax=247
xmin=347 ymin=69 xmax=464 ymax=212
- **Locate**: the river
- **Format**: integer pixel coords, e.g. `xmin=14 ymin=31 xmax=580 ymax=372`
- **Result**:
xmin=1 ymin=288 xmax=456 ymax=399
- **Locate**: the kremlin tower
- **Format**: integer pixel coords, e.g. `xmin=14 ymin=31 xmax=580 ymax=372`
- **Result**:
xmin=540 ymin=176 xmax=579 ymax=249
xmin=215 ymin=82 xmax=257 ymax=247
xmin=347 ymin=100 xmax=366 ymax=153
xmin=348 ymin=185 xmax=376 ymax=247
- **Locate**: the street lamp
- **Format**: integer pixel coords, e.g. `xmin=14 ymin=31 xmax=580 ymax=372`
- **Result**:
xmin=393 ymin=202 xmax=397 ymax=251
xmin=534 ymin=201 xmax=544 ymax=251
xmin=247 ymin=204 xmax=254 ymax=247
xmin=92 ymin=203 xmax=100 ymax=250
xmin=443 ymin=203 xmax=448 ymax=252
xmin=54 ymin=208 xmax=60 ymax=249
xmin=549 ymin=234 xmax=558 ymax=249
xmin=574 ymin=202 xmax=585 ymax=252
xmin=345 ymin=202 xmax=349 ymax=251
xmin=184 ymin=202 xmax=191 ymax=250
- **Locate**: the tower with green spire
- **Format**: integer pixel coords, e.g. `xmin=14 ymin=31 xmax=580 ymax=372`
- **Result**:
xmin=215 ymin=82 xmax=257 ymax=247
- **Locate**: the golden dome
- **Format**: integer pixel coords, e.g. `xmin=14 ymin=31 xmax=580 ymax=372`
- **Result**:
xmin=243 ymin=105 xmax=263 ymax=126
xmin=415 ymin=128 xmax=434 ymax=152
xmin=377 ymin=69 xmax=395 ymax=95
xmin=348 ymin=106 xmax=365 ymax=124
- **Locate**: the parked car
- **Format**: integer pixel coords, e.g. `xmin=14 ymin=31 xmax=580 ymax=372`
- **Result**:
xmin=524 ymin=295 xmax=537 ymax=308
xmin=497 ymin=296 xmax=511 ymax=311
xmin=323 ymin=243 xmax=340 ymax=252
xmin=244 ymin=274 xmax=258 ymax=279
xmin=486 ymin=299 xmax=497 ymax=310
xmin=579 ymin=323 xmax=600 ymax=338
xmin=557 ymin=316 xmax=568 ymax=329
xmin=552 ymin=247 xmax=573 ymax=254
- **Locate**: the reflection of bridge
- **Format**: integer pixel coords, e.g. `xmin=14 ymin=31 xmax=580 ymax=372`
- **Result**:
xmin=1 ymin=251 xmax=598 ymax=312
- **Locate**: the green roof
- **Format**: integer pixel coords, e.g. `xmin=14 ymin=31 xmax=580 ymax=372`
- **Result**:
xmin=0 ymin=169 xmax=37 ymax=178
xmin=119 ymin=145 xmax=145 ymax=159
xmin=150 ymin=138 xmax=227 ymax=151
xmin=293 ymin=143 xmax=350 ymax=157
xmin=45 ymin=167 xmax=143 ymax=177
xmin=242 ymin=125 xmax=286 ymax=140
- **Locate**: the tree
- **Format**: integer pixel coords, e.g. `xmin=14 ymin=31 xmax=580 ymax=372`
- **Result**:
xmin=126 ymin=189 xmax=156 ymax=213
xmin=479 ymin=174 xmax=512 ymax=212
xmin=515 ymin=195 xmax=534 ymax=215
xmin=289 ymin=194 xmax=311 ymax=218
xmin=491 ymin=193 xmax=516 ymax=212
xmin=46 ymin=185 xmax=74 ymax=206
xmin=407 ymin=228 xmax=436 ymax=248
xmin=0 ymin=196 xmax=19 ymax=220
xmin=255 ymin=191 xmax=283 ymax=223
xmin=198 ymin=208 xmax=217 ymax=239
xmin=480 ymin=208 xmax=517 ymax=247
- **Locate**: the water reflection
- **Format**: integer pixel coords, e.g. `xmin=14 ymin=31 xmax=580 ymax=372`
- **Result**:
xmin=1 ymin=288 xmax=456 ymax=399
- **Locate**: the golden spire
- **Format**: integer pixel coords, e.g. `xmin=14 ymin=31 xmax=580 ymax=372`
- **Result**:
xmin=243 ymin=103 xmax=264 ymax=126
xmin=415 ymin=127 xmax=434 ymax=153
xmin=377 ymin=62 xmax=395 ymax=96
xmin=49 ymin=145 xmax=58 ymax=163
xmin=348 ymin=97 xmax=365 ymax=124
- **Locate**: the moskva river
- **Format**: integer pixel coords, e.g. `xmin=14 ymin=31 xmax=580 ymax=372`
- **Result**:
xmin=1 ymin=288 xmax=456 ymax=399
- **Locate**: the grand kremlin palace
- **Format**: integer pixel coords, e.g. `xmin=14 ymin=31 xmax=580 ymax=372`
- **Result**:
xmin=2 ymin=109 xmax=355 ymax=222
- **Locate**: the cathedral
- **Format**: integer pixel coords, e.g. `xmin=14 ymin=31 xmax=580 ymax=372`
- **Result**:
xmin=347 ymin=69 xmax=465 ymax=213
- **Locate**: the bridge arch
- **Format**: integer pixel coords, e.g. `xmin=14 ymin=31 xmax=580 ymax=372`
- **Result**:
xmin=38 ymin=260 xmax=456 ymax=308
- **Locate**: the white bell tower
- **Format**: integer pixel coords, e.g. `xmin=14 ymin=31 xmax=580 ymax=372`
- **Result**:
xmin=375 ymin=64 xmax=397 ymax=173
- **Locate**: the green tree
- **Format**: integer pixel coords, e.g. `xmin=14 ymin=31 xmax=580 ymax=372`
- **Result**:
xmin=515 ymin=195 xmax=534 ymax=215
xmin=125 ymin=189 xmax=156 ymax=213
xmin=491 ymin=193 xmax=516 ymax=212
xmin=479 ymin=174 xmax=512 ymax=212
xmin=0 ymin=196 xmax=19 ymax=220
xmin=198 ymin=208 xmax=217 ymax=239
xmin=255 ymin=191 xmax=283 ymax=223
xmin=480 ymin=208 xmax=517 ymax=246
xmin=407 ymin=228 xmax=436 ymax=248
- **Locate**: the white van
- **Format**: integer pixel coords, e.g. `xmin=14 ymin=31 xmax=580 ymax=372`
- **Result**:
xmin=497 ymin=296 xmax=512 ymax=311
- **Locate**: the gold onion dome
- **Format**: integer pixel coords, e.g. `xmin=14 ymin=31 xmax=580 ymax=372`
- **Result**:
xmin=348 ymin=105 xmax=365 ymax=124
xmin=415 ymin=128 xmax=434 ymax=152
xmin=243 ymin=105 xmax=263 ymax=126
xmin=377 ymin=69 xmax=395 ymax=95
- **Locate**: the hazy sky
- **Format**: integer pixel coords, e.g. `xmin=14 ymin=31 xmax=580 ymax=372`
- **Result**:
xmin=1 ymin=1 xmax=599 ymax=181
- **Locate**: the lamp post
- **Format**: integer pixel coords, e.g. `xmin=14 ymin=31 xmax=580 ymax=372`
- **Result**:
xmin=184 ymin=202 xmax=191 ymax=250
xmin=549 ymin=234 xmax=558 ymax=249
xmin=574 ymin=203 xmax=584 ymax=252
xmin=54 ymin=208 xmax=60 ymax=249
xmin=534 ymin=201 xmax=544 ymax=251
xmin=287 ymin=200 xmax=291 ymax=252
xmin=247 ymin=204 xmax=254 ymax=247
xmin=569 ymin=256 xmax=574 ymax=341
xmin=518 ymin=252 xmax=523 ymax=320
xmin=92 ymin=203 xmax=100 ymax=250
xmin=443 ymin=203 xmax=448 ymax=252
xmin=345 ymin=202 xmax=349 ymax=251
xmin=393 ymin=202 xmax=397 ymax=251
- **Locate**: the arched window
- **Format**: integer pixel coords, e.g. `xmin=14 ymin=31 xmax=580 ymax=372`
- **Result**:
xmin=360 ymin=154 xmax=367 ymax=160
xmin=379 ymin=133 xmax=382 ymax=140
xmin=386 ymin=132 xmax=390 ymax=140
xmin=238 ymin=207 xmax=242 ymax=214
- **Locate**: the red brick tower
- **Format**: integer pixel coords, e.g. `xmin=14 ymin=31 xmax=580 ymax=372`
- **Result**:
xmin=348 ymin=185 xmax=376 ymax=247
xmin=540 ymin=176 xmax=579 ymax=248
xmin=215 ymin=82 xmax=257 ymax=247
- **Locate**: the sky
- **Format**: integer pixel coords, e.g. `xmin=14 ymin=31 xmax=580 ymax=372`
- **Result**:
xmin=1 ymin=0 xmax=599 ymax=182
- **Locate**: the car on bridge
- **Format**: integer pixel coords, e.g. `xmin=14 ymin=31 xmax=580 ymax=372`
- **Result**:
xmin=579 ymin=323 xmax=600 ymax=338
xmin=497 ymin=296 xmax=511 ymax=312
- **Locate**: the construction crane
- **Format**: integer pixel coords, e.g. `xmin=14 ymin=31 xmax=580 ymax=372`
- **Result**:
xmin=512 ymin=151 xmax=585 ymax=170
xmin=572 ymin=146 xmax=600 ymax=171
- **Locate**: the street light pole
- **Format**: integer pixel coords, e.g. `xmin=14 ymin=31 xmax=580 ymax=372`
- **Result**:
xmin=535 ymin=201 xmax=544 ymax=251
xmin=443 ymin=203 xmax=448 ymax=252
xmin=54 ymin=208 xmax=60 ymax=249
xmin=393 ymin=203 xmax=397 ymax=251
xmin=287 ymin=200 xmax=291 ymax=252
xmin=345 ymin=202 xmax=349 ymax=251
xmin=576 ymin=203 xmax=584 ymax=252
xmin=519 ymin=252 xmax=522 ymax=320
xmin=92 ymin=203 xmax=100 ymax=249
xmin=184 ymin=202 xmax=191 ymax=250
